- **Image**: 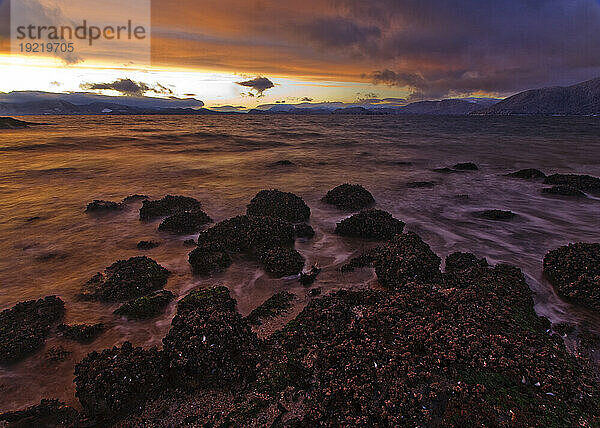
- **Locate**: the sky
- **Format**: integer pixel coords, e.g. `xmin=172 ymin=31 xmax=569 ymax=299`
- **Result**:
xmin=1 ymin=0 xmax=600 ymax=109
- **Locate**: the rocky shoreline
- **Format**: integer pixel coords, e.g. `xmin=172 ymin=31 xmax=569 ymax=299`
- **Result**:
xmin=1 ymin=175 xmax=600 ymax=426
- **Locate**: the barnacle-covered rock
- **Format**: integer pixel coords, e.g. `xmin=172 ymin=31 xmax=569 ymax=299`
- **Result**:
xmin=162 ymin=287 xmax=261 ymax=388
xmin=188 ymin=247 xmax=232 ymax=275
xmin=294 ymin=223 xmax=315 ymax=239
xmin=0 ymin=399 xmax=79 ymax=427
xmin=85 ymin=200 xmax=125 ymax=213
xmin=158 ymin=210 xmax=212 ymax=234
xmin=542 ymin=185 xmax=586 ymax=197
xmin=57 ymin=323 xmax=104 ymax=343
xmin=300 ymin=266 xmax=321 ymax=286
xmin=246 ymin=291 xmax=296 ymax=325
xmin=82 ymin=256 xmax=170 ymax=301
xmin=246 ymin=189 xmax=310 ymax=222
xmin=114 ymin=290 xmax=175 ymax=320
xmin=74 ymin=342 xmax=166 ymax=418
xmin=335 ymin=209 xmax=404 ymax=240
xmin=453 ymin=162 xmax=478 ymax=171
xmin=478 ymin=209 xmax=515 ymax=220
xmin=256 ymin=246 xmax=304 ymax=277
xmin=544 ymin=173 xmax=600 ymax=193
xmin=139 ymin=195 xmax=202 ymax=220
xmin=543 ymin=242 xmax=600 ymax=312
xmin=0 ymin=296 xmax=64 ymax=364
xmin=322 ymin=184 xmax=375 ymax=211
xmin=505 ymin=168 xmax=546 ymax=179
xmin=137 ymin=240 xmax=160 ymax=250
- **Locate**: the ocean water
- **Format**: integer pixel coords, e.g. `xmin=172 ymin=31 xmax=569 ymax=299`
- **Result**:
xmin=1 ymin=114 xmax=599 ymax=411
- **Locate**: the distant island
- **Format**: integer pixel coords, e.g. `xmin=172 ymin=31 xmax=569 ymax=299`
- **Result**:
xmin=1 ymin=77 xmax=599 ymax=116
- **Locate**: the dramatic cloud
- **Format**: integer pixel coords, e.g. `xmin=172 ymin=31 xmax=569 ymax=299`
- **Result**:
xmin=80 ymin=79 xmax=173 ymax=97
xmin=236 ymin=77 xmax=275 ymax=97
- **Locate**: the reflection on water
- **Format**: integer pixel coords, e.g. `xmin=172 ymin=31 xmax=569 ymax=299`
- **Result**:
xmin=1 ymin=114 xmax=599 ymax=411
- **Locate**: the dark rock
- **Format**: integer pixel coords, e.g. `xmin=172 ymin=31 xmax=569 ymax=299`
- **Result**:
xmin=433 ymin=167 xmax=460 ymax=174
xmin=246 ymin=189 xmax=310 ymax=222
xmin=35 ymin=252 xmax=68 ymax=262
xmin=553 ymin=322 xmax=576 ymax=336
xmin=0 ymin=117 xmax=32 ymax=129
xmin=246 ymin=291 xmax=296 ymax=325
xmin=183 ymin=239 xmax=197 ymax=247
xmin=85 ymin=200 xmax=125 ymax=213
xmin=0 ymin=399 xmax=79 ymax=427
xmin=162 ymin=287 xmax=261 ymax=388
xmin=544 ymin=173 xmax=600 ymax=193
xmin=455 ymin=194 xmax=470 ymax=200
xmin=479 ymin=209 xmax=516 ymax=220
xmin=543 ymin=242 xmax=600 ymax=312
xmin=335 ymin=209 xmax=404 ymax=240
xmin=542 ymin=186 xmax=586 ymax=197
xmin=82 ymin=256 xmax=170 ymax=302
xmin=309 ymin=287 xmax=322 ymax=296
xmin=45 ymin=346 xmax=72 ymax=363
xmin=0 ymin=296 xmax=64 ymax=365
xmin=270 ymin=160 xmax=295 ymax=167
xmin=74 ymin=342 xmax=166 ymax=417
xmin=505 ymin=168 xmax=546 ymax=179
xmin=137 ymin=240 xmax=160 ymax=250
xmin=139 ymin=195 xmax=202 ymax=220
xmin=256 ymin=246 xmax=305 ymax=277
xmin=342 ymin=232 xmax=442 ymax=289
xmin=444 ymin=252 xmax=489 ymax=288
xmin=57 ymin=323 xmax=104 ymax=343
xmin=122 ymin=194 xmax=149 ymax=203
xmin=158 ymin=210 xmax=212 ymax=234
xmin=300 ymin=266 xmax=322 ymax=286
xmin=26 ymin=216 xmax=42 ymax=222
xmin=294 ymin=223 xmax=315 ymax=239
xmin=114 ymin=290 xmax=175 ymax=320
xmin=188 ymin=247 xmax=232 ymax=275
xmin=197 ymin=215 xmax=295 ymax=253
xmin=453 ymin=162 xmax=479 ymax=171
xmin=322 ymin=184 xmax=375 ymax=211
xmin=407 ymin=181 xmax=435 ymax=188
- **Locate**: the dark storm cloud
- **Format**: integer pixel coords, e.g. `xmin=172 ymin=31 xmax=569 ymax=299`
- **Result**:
xmin=296 ymin=16 xmax=380 ymax=48
xmin=236 ymin=77 xmax=275 ymax=96
xmin=80 ymin=79 xmax=173 ymax=96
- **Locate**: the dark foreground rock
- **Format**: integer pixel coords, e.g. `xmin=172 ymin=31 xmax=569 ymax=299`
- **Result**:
xmin=137 ymin=240 xmax=160 ymax=250
xmin=139 ymin=195 xmax=202 ymax=220
xmin=158 ymin=210 xmax=212 ymax=234
xmin=342 ymin=232 xmax=442 ymax=288
xmin=542 ymin=185 xmax=587 ymax=197
xmin=0 ymin=296 xmax=64 ymax=364
xmin=544 ymin=173 xmax=600 ymax=193
xmin=82 ymin=256 xmax=170 ymax=301
xmin=506 ymin=168 xmax=547 ymax=179
xmin=322 ymin=184 xmax=375 ymax=211
xmin=163 ymin=287 xmax=262 ymax=388
xmin=0 ymin=399 xmax=79 ymax=427
xmin=246 ymin=291 xmax=296 ymax=325
xmin=478 ymin=209 xmax=516 ymax=220
xmin=57 ymin=323 xmax=104 ymax=343
xmin=85 ymin=200 xmax=125 ymax=213
xmin=294 ymin=223 xmax=315 ymax=238
xmin=246 ymin=189 xmax=310 ymax=222
xmin=300 ymin=266 xmax=321 ymax=286
xmin=74 ymin=342 xmax=166 ymax=418
xmin=453 ymin=162 xmax=479 ymax=170
xmin=335 ymin=209 xmax=405 ymax=240
xmin=543 ymin=242 xmax=600 ymax=312
xmin=256 ymin=246 xmax=305 ymax=277
xmin=114 ymin=290 xmax=175 ymax=320
xmin=188 ymin=247 xmax=232 ymax=275
xmin=444 ymin=252 xmax=490 ymax=287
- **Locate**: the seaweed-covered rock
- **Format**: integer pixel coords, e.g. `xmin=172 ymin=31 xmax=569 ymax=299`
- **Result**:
xmin=479 ymin=209 xmax=515 ymax=220
xmin=158 ymin=210 xmax=212 ymax=234
xmin=74 ymin=342 xmax=166 ymax=418
xmin=407 ymin=181 xmax=435 ymax=188
xmin=0 ymin=296 xmax=65 ymax=365
xmin=544 ymin=173 xmax=600 ymax=193
xmin=543 ymin=243 xmax=600 ymax=312
xmin=342 ymin=233 xmax=441 ymax=289
xmin=300 ymin=266 xmax=321 ymax=286
xmin=163 ymin=287 xmax=261 ymax=388
xmin=247 ymin=190 xmax=310 ymax=222
xmin=246 ymin=291 xmax=296 ymax=325
xmin=453 ymin=162 xmax=479 ymax=171
xmin=294 ymin=223 xmax=315 ymax=239
xmin=256 ymin=246 xmax=304 ymax=277
xmin=139 ymin=195 xmax=202 ymax=220
xmin=335 ymin=209 xmax=405 ymax=240
xmin=506 ymin=168 xmax=546 ymax=179
xmin=0 ymin=399 xmax=79 ymax=427
xmin=188 ymin=247 xmax=232 ymax=275
xmin=114 ymin=290 xmax=175 ymax=320
xmin=322 ymin=184 xmax=375 ymax=211
xmin=542 ymin=186 xmax=586 ymax=197
xmin=57 ymin=323 xmax=104 ymax=343
xmin=85 ymin=200 xmax=124 ymax=213
xmin=197 ymin=215 xmax=295 ymax=253
xmin=137 ymin=240 xmax=160 ymax=250
xmin=82 ymin=256 xmax=170 ymax=302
